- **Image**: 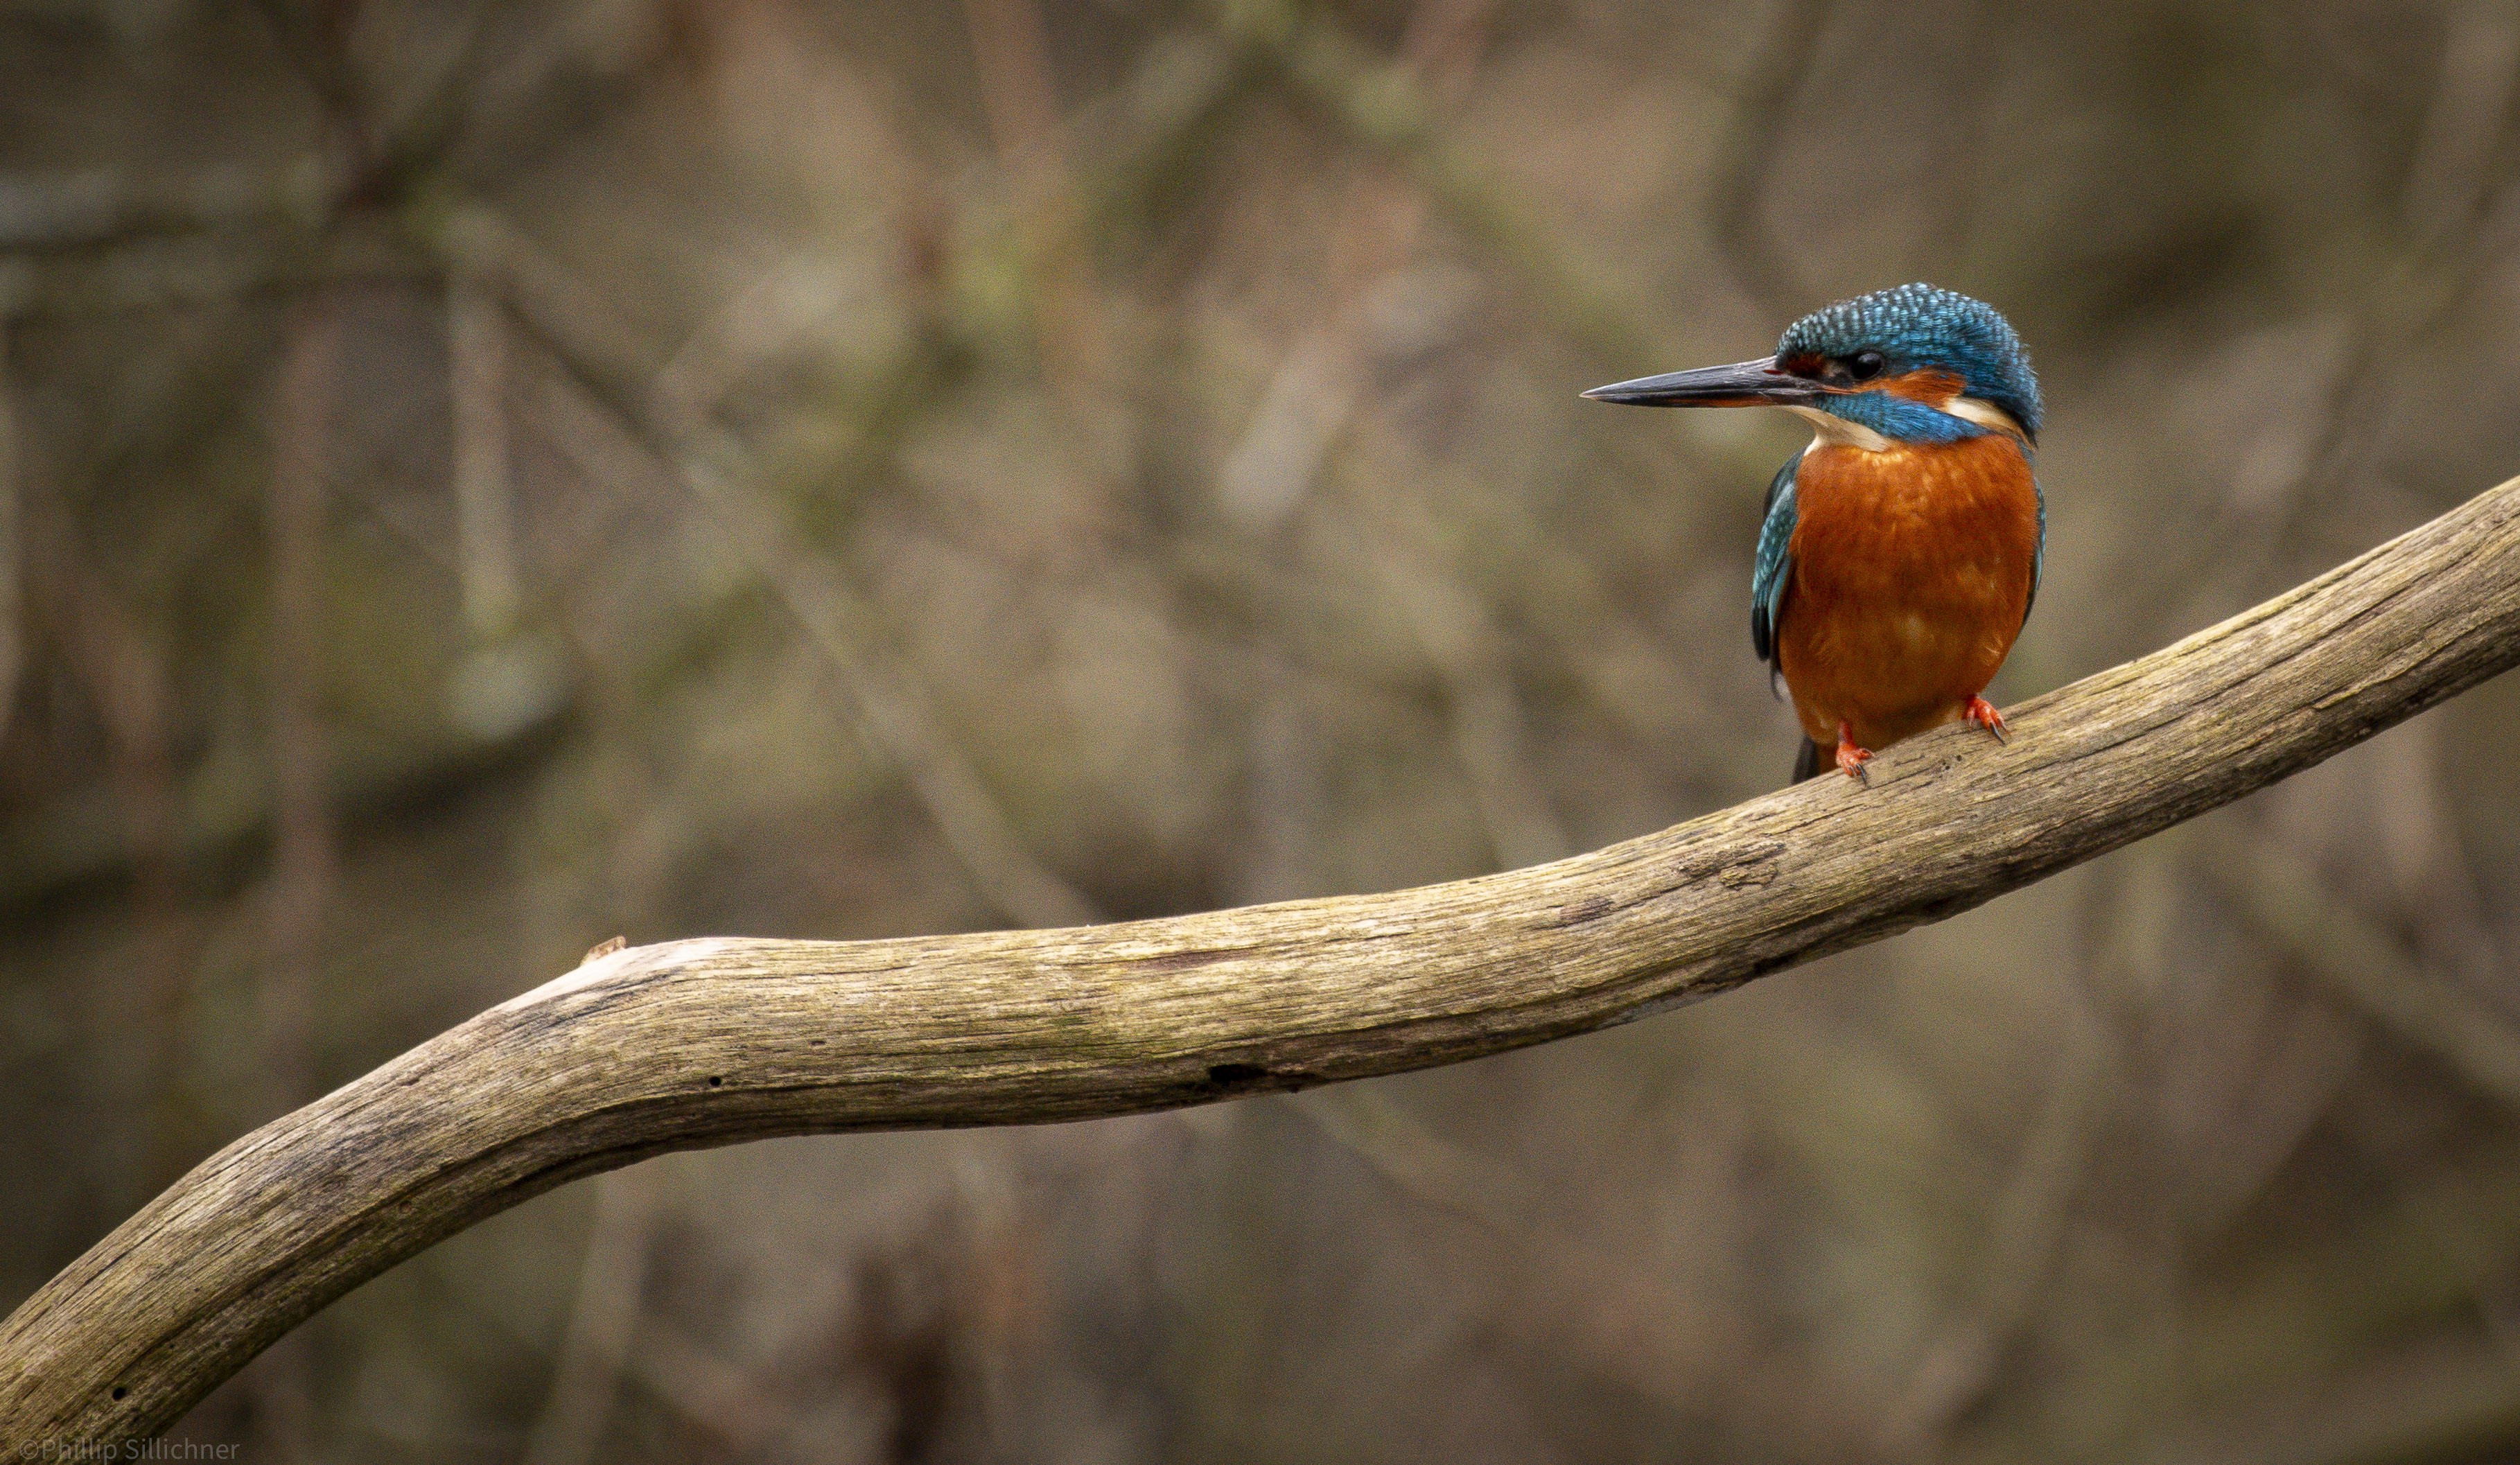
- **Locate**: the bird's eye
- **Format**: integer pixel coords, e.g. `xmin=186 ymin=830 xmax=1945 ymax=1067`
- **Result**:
xmin=1848 ymin=351 xmax=1887 ymax=382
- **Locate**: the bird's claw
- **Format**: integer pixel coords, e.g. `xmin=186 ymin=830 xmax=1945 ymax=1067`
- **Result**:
xmin=1834 ymin=723 xmax=1874 ymax=784
xmin=1963 ymin=695 xmax=2009 ymax=744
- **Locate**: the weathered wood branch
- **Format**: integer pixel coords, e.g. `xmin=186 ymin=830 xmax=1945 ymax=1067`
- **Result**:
xmin=7 ymin=475 xmax=2520 ymax=1446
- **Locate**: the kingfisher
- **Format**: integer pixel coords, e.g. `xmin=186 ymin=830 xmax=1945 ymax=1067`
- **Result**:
xmin=1584 ymin=283 xmax=2042 ymax=783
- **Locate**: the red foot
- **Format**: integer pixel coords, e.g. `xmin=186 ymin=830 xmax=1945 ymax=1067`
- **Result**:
xmin=1833 ymin=721 xmax=1874 ymax=784
xmin=1963 ymin=694 xmax=2009 ymax=744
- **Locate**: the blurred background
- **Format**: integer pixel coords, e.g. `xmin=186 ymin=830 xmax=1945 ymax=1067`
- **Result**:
xmin=7 ymin=0 xmax=2520 ymax=1459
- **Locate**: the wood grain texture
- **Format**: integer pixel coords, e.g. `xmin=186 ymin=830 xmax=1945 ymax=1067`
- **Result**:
xmin=7 ymin=475 xmax=2520 ymax=1446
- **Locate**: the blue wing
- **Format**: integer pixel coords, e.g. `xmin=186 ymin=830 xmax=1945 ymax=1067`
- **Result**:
xmin=1751 ymin=455 xmax=1797 ymax=673
xmin=2025 ymin=473 xmax=2045 ymax=627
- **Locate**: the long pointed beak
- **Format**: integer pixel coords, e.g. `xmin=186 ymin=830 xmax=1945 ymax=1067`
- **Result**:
xmin=1581 ymin=356 xmax=1820 ymax=408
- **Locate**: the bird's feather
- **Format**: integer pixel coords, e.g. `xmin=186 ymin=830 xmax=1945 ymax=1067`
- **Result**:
xmin=1751 ymin=455 xmax=1798 ymax=671
xmin=2027 ymin=477 xmax=2045 ymax=626
xmin=1771 ymin=435 xmax=2041 ymax=753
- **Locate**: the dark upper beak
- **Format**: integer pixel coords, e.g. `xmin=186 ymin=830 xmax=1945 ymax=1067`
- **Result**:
xmin=1581 ymin=356 xmax=1821 ymax=408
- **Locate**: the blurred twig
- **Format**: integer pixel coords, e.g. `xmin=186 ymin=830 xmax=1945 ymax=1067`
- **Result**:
xmin=0 ymin=676 xmax=570 ymax=919
xmin=625 ymin=1321 xmax=788 ymax=1453
xmin=421 ymin=63 xmax=1235 ymax=930
xmin=1214 ymin=0 xmax=1657 ymax=365
xmin=1918 ymin=0 xmax=2011 ymax=271
xmin=247 ymin=0 xmax=371 ymax=161
xmin=961 ymin=0 xmax=1111 ymax=394
xmin=2148 ymin=1329 xmax=2520 ymax=1465
xmin=665 ymin=426 xmax=1107 ymax=930
xmin=0 ymin=229 xmax=429 ymax=321
xmin=526 ymin=362 xmax=1103 ymax=929
xmin=2157 ymin=9 xmax=2520 ymax=631
xmin=1365 ymin=516 xmax=1570 ymax=869
xmin=1879 ymin=877 xmax=2121 ymax=1456
xmin=2398 ymin=3 xmax=2520 ymax=247
xmin=448 ymin=273 xmax=520 ymax=642
xmin=2201 ymin=821 xmax=2520 ymax=1113
xmin=0 ymin=165 xmax=336 ymax=256
xmin=963 ymin=0 xmax=1067 ymax=180
xmin=0 ymin=321 xmax=20 ymax=744
xmin=260 ymin=295 xmax=341 ymax=1119
xmin=441 ymin=202 xmax=1102 ymax=928
xmin=519 ymin=1168 xmax=664 ymax=1465
xmin=252 ymin=289 xmax=343 ymax=1465
xmin=20 ymin=471 xmax=195 ymax=1193
xmin=1214 ymin=0 xmax=1566 ymax=869
xmin=1289 ymin=1084 xmax=1528 ymax=1234
xmin=2356 ymin=715 xmax=2517 ymax=1022
xmin=1290 ymin=1076 xmax=1870 ymax=1455
xmin=1704 ymin=2 xmax=1832 ymax=319
xmin=2187 ymin=1139 xmax=2520 ymax=1418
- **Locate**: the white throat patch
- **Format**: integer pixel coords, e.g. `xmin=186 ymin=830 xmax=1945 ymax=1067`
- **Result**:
xmin=1787 ymin=405 xmax=1893 ymax=455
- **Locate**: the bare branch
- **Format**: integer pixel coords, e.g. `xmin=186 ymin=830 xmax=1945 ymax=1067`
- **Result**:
xmin=6 ymin=473 xmax=2520 ymax=1446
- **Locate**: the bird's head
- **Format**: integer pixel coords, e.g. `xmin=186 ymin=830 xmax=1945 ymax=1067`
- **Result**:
xmin=1584 ymin=283 xmax=2040 ymax=448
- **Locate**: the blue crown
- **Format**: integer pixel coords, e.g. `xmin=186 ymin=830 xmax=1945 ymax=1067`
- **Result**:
xmin=1778 ymin=284 xmax=2042 ymax=439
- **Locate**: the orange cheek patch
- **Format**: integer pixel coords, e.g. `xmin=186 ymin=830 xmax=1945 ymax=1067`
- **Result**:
xmin=1878 ymin=367 xmax=1965 ymax=406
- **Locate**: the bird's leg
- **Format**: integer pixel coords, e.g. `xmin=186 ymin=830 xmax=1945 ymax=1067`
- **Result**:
xmin=1962 ymin=694 xmax=2009 ymax=744
xmin=1833 ymin=721 xmax=1873 ymax=784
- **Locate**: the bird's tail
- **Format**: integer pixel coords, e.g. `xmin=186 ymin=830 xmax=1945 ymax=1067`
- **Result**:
xmin=1790 ymin=738 xmax=1827 ymax=784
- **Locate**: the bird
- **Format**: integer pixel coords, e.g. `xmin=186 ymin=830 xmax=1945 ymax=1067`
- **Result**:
xmin=1584 ymin=283 xmax=2042 ymax=784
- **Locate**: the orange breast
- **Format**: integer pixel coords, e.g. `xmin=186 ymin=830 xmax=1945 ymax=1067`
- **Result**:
xmin=1778 ymin=434 xmax=2040 ymax=752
